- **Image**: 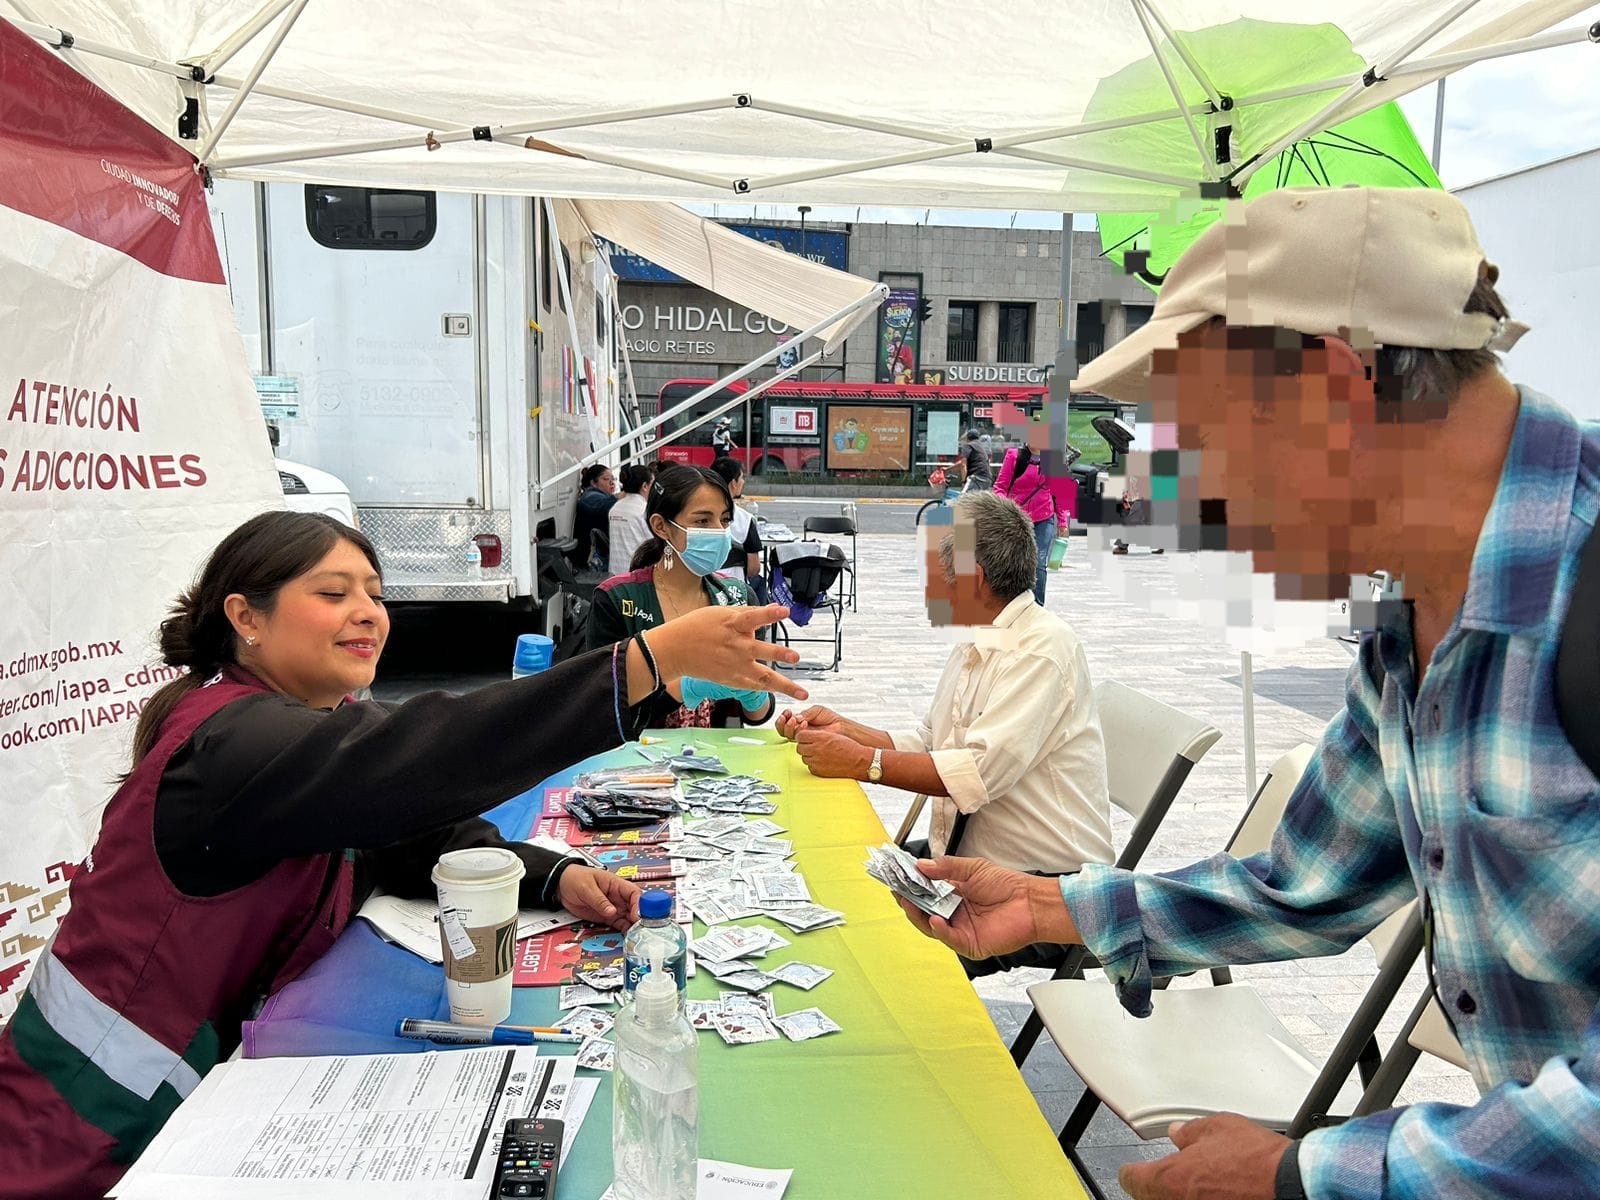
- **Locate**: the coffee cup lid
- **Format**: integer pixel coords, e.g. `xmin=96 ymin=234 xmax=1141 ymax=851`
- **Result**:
xmin=432 ymin=847 xmax=526 ymax=889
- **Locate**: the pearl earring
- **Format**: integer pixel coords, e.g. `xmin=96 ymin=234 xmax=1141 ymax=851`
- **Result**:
xmin=245 ymin=636 xmax=257 ymax=647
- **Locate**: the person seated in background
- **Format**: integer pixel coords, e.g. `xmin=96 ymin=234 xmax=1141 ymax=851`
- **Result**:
xmin=779 ymin=491 xmax=1113 ymax=889
xmin=710 ymin=456 xmax=764 ymax=588
xmin=588 ymin=464 xmax=774 ymax=728
xmin=571 ymin=462 xmax=617 ymax=570
xmin=607 ymin=463 xmax=654 ymax=576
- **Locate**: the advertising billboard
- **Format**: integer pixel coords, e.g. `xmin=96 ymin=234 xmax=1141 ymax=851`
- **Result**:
xmin=826 ymin=405 xmax=912 ymax=471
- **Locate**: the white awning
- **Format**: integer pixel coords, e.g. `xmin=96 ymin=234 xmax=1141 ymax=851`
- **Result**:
xmin=574 ymin=198 xmax=874 ymax=352
xmin=6 ymin=2 xmax=1593 ymax=212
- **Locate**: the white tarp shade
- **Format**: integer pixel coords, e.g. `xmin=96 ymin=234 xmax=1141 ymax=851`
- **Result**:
xmin=575 ymin=198 xmax=876 ymax=351
xmin=6 ymin=2 xmax=1593 ymax=212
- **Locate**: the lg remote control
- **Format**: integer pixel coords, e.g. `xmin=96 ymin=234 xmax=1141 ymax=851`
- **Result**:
xmin=490 ymin=1116 xmax=563 ymax=1198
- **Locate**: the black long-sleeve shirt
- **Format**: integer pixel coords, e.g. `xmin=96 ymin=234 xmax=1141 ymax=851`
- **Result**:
xmin=153 ymin=648 xmax=646 ymax=907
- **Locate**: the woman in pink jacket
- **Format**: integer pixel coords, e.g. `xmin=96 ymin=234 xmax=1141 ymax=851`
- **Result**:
xmin=993 ymin=445 xmax=1073 ymax=603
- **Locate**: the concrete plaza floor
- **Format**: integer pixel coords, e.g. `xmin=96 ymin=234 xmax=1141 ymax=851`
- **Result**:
xmin=779 ymin=531 xmax=1479 ymax=1198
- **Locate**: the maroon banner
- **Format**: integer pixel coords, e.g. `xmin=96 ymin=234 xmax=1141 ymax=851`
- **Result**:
xmin=0 ymin=18 xmax=222 ymax=283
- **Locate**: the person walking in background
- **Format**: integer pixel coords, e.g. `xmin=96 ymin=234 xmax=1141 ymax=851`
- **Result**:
xmin=957 ymin=429 xmax=992 ymax=492
xmin=571 ymin=462 xmax=617 ymax=570
xmin=994 ymin=443 xmax=1070 ymax=604
xmin=607 ymin=463 xmax=654 ymax=577
xmin=710 ymin=456 xmax=763 ymax=586
xmin=711 ymin=416 xmax=737 ymax=457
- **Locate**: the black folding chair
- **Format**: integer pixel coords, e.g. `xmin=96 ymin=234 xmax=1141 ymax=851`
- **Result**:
xmin=768 ymin=541 xmax=850 ymax=672
xmin=801 ymin=515 xmax=858 ymax=610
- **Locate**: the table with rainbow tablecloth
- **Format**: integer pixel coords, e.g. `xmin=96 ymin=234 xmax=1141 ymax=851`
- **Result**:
xmin=245 ymin=728 xmax=1087 ymax=1199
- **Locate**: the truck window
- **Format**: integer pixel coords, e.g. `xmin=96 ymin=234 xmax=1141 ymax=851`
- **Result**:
xmin=304 ymin=186 xmax=435 ymax=250
xmin=539 ymin=203 xmax=552 ymax=313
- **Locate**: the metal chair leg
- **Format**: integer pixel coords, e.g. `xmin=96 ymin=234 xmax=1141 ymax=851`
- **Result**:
xmin=1058 ymin=1088 xmax=1102 ymax=1152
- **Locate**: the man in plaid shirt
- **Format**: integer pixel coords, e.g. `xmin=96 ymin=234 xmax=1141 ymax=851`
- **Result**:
xmin=898 ymin=188 xmax=1600 ymax=1200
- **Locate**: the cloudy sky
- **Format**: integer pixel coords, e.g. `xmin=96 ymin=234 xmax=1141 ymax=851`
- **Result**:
xmin=694 ymin=6 xmax=1600 ymax=231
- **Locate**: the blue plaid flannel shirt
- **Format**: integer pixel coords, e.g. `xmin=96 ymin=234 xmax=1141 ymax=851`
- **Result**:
xmin=1061 ymin=389 xmax=1600 ymax=1199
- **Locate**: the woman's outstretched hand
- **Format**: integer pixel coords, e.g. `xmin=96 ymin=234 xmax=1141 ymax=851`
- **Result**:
xmin=631 ymin=604 xmax=807 ymax=704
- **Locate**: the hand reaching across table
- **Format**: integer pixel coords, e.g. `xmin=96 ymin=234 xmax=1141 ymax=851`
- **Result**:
xmin=893 ymin=856 xmax=1081 ymax=960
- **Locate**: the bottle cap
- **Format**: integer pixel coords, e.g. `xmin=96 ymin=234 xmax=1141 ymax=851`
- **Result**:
xmin=639 ymin=891 xmax=672 ymax=920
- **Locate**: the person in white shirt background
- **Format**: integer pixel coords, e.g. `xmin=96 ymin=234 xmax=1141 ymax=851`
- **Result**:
xmin=711 ymin=456 xmax=764 ymax=586
xmin=606 ymin=463 xmax=655 ymax=577
xmin=777 ymin=492 xmax=1113 ymax=970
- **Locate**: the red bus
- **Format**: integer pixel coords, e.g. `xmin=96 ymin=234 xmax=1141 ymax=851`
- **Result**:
xmin=649 ymin=377 xmax=1072 ymax=477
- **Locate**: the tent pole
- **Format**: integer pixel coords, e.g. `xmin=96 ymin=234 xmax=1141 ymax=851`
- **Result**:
xmin=196 ymin=0 xmax=311 ymax=163
xmin=1431 ymin=78 xmax=1446 ymax=173
xmin=9 ymin=15 xmax=190 ymax=78
xmin=1129 ymin=0 xmax=1217 ymax=180
xmin=1230 ymin=0 xmax=1484 ymax=188
xmin=201 ymin=0 xmax=297 ymax=76
xmin=5 ymin=0 xmax=115 ymax=91
xmin=1241 ymin=651 xmax=1258 ymax=800
xmin=545 ymin=349 xmax=825 ymax=493
xmin=642 ymin=351 xmax=823 ymax=458
xmin=1386 ymin=25 xmax=1593 ymax=77
xmin=1136 ymin=0 xmax=1225 ymax=112
xmin=501 ymin=137 xmax=733 ymax=192
xmin=541 ymin=289 xmax=884 ymax=492
xmin=992 ymin=147 xmax=1196 ymax=188
xmin=211 ymin=96 xmax=736 ymax=171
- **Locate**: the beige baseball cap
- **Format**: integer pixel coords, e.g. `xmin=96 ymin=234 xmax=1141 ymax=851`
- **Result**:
xmin=1074 ymin=186 xmax=1525 ymax=403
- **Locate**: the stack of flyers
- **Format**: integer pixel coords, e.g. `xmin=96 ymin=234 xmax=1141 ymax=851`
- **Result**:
xmin=534 ymin=789 xmax=683 ymax=846
xmin=584 ymin=844 xmax=687 ymax=882
xmin=864 ymin=842 xmax=963 ymax=920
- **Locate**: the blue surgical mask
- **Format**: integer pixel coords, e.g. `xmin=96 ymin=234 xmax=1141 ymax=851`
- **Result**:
xmin=670 ymin=520 xmax=732 ymax=577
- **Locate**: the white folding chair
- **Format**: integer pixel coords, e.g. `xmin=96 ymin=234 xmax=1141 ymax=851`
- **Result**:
xmin=1008 ymin=681 xmax=1222 ymax=1063
xmin=1026 ymin=744 xmax=1425 ymax=1190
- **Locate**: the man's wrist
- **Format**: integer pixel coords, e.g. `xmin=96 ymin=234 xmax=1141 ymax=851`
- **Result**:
xmin=1027 ymin=873 xmax=1080 ymax=944
xmin=1273 ymin=1141 xmax=1306 ymax=1200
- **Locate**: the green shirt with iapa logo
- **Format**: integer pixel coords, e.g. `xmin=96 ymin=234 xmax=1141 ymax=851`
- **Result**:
xmin=586 ymin=568 xmax=752 ymax=728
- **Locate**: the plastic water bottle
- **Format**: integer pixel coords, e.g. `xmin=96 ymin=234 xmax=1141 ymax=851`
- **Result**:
xmin=465 ymin=538 xmax=482 ymax=581
xmin=622 ymin=891 xmax=687 ymax=999
xmin=612 ymin=945 xmax=698 ymax=1200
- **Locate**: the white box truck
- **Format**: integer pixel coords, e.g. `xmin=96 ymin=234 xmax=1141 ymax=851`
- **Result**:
xmin=208 ymin=181 xmax=882 ymax=639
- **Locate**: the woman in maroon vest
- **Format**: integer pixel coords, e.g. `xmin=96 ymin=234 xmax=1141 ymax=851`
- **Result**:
xmin=0 ymin=510 xmax=799 ymax=1199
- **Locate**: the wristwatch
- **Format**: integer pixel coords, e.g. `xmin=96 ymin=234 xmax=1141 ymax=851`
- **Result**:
xmin=867 ymin=748 xmax=884 ymax=783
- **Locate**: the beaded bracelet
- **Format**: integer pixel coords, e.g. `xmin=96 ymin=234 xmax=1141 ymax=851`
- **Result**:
xmin=633 ymin=630 xmax=663 ymax=693
xmin=610 ymin=641 xmax=628 ymax=742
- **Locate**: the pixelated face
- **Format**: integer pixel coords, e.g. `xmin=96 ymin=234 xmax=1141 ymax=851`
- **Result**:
xmin=919 ymin=520 xmax=988 ymax=625
xmin=1146 ymin=321 xmax=1394 ymax=602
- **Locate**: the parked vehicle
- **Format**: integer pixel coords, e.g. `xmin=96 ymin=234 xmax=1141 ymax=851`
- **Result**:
xmin=210 ymin=181 xmax=630 ymax=637
xmin=274 ymin=456 xmax=357 ymax=527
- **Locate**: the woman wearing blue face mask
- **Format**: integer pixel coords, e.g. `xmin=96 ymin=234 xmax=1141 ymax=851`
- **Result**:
xmin=587 ymin=465 xmax=774 ymax=728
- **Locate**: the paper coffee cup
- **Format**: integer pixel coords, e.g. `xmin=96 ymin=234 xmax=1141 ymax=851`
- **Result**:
xmin=431 ymin=847 xmax=526 ymax=1026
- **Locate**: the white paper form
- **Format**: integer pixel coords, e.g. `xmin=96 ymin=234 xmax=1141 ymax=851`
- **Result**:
xmin=358 ymin=893 xmax=581 ymax=964
xmin=112 ymin=1048 xmax=576 ymax=1200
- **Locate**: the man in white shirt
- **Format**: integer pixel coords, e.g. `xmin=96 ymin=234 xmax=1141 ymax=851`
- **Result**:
xmin=777 ymin=492 xmax=1113 ymax=880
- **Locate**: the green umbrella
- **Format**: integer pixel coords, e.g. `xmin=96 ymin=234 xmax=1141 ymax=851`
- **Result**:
xmin=1087 ymin=20 xmax=1441 ymax=288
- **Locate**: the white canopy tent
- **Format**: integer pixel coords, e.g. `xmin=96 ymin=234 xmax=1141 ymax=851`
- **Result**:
xmin=5 ymin=1 xmax=1595 ymax=212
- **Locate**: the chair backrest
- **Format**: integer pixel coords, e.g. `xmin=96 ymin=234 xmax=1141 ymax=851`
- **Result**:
xmin=1409 ymin=994 xmax=1471 ymax=1070
xmin=803 ymin=515 xmax=858 ymax=537
xmin=1226 ymin=743 xmax=1316 ymax=859
xmin=1095 ymin=680 xmax=1223 ymax=869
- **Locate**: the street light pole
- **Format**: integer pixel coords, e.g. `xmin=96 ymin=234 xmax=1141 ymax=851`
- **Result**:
xmin=797 ymin=205 xmax=811 ymax=260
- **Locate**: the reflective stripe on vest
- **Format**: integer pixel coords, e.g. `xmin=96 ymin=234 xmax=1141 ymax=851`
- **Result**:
xmin=29 ymin=951 xmax=202 ymax=1101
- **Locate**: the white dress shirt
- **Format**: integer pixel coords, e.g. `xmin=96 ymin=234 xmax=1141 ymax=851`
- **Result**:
xmin=607 ymin=492 xmax=650 ymax=577
xmin=889 ymin=592 xmax=1114 ymax=874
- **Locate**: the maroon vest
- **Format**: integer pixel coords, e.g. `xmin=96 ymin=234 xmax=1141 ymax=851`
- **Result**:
xmin=0 ymin=668 xmax=355 ymax=1199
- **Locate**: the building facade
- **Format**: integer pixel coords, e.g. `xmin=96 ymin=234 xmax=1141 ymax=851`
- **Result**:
xmin=618 ymin=220 xmax=1155 ymax=406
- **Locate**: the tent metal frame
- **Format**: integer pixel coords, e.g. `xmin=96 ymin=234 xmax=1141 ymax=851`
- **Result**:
xmin=12 ymin=6 xmax=1596 ymax=207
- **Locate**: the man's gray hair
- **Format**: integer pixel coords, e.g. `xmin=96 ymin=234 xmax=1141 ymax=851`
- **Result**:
xmin=937 ymin=492 xmax=1038 ymax=602
xmin=1376 ymin=264 xmax=1510 ymax=417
